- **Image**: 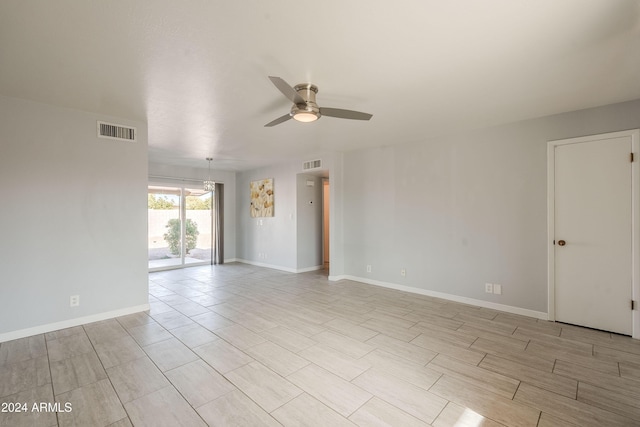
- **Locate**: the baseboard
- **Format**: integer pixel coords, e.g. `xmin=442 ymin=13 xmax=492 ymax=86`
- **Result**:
xmin=236 ymin=259 xmax=297 ymax=273
xmin=0 ymin=303 xmax=150 ymax=343
xmin=296 ymin=265 xmax=325 ymax=273
xmin=236 ymin=259 xmax=323 ymax=274
xmin=329 ymin=275 xmax=548 ymax=320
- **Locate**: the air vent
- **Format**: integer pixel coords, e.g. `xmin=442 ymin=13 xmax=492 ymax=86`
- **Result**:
xmin=303 ymin=159 xmax=322 ymax=170
xmin=97 ymin=121 xmax=137 ymax=142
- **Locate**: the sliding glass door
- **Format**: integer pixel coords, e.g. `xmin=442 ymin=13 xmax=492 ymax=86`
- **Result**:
xmin=148 ymin=186 xmax=182 ymax=269
xmin=148 ymin=185 xmax=213 ymax=270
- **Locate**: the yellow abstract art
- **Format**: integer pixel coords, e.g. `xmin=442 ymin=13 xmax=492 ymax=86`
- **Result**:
xmin=250 ymin=178 xmax=274 ymax=217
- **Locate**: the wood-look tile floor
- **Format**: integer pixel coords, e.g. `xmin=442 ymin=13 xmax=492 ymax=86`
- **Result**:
xmin=2 ymin=263 xmax=640 ymax=426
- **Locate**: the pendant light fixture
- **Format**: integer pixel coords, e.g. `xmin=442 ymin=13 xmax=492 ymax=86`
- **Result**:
xmin=203 ymin=157 xmax=215 ymax=191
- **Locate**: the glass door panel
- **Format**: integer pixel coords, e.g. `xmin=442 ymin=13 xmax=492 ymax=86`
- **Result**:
xmin=184 ymin=188 xmax=213 ymax=266
xmin=148 ymin=186 xmax=182 ymax=269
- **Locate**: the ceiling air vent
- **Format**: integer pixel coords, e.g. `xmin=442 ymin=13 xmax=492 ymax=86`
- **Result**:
xmin=303 ymin=159 xmax=322 ymax=170
xmin=97 ymin=121 xmax=137 ymax=142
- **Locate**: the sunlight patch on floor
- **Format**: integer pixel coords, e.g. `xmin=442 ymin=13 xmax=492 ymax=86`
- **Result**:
xmin=455 ymin=408 xmax=485 ymax=426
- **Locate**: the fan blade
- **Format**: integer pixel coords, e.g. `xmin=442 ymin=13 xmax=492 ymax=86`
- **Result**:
xmin=320 ymin=107 xmax=372 ymax=121
xmin=264 ymin=113 xmax=292 ymax=127
xmin=268 ymin=76 xmax=305 ymax=105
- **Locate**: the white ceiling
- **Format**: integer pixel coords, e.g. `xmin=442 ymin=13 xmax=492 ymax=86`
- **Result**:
xmin=1 ymin=1 xmax=639 ymax=171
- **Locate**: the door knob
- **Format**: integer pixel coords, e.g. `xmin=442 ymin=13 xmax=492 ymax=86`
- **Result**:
xmin=558 ymin=240 xmax=566 ymax=246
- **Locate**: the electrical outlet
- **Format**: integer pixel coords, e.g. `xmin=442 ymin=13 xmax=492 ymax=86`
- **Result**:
xmin=485 ymin=283 xmax=493 ymax=293
xmin=70 ymin=295 xmax=80 ymax=307
xmin=493 ymin=284 xmax=502 ymax=295
xmin=366 ymin=265 xmax=372 ymax=273
xmin=400 ymin=268 xmax=406 ymax=277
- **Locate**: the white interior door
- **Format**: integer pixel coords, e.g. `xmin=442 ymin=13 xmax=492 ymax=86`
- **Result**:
xmin=553 ymin=134 xmax=633 ymax=335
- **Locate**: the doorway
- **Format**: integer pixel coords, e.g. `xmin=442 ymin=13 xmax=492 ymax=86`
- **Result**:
xmin=548 ymin=129 xmax=640 ymax=338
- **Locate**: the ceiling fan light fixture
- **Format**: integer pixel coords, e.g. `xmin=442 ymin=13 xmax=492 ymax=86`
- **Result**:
xmin=292 ymin=111 xmax=319 ymax=122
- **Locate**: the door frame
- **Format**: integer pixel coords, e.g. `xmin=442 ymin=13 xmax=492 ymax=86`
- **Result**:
xmin=322 ymin=178 xmax=330 ymax=270
xmin=547 ymin=129 xmax=640 ymax=339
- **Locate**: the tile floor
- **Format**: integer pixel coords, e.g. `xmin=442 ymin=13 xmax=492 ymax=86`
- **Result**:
xmin=1 ymin=263 xmax=640 ymax=426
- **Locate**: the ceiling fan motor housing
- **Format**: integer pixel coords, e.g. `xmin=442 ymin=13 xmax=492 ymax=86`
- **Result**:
xmin=290 ymin=83 xmax=320 ymax=120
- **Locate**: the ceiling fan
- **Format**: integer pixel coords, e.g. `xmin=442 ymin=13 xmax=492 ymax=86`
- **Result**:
xmin=264 ymin=76 xmax=373 ymax=127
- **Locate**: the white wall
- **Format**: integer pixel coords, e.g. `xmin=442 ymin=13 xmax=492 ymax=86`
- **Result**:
xmin=236 ymin=151 xmax=342 ymax=273
xmin=148 ymin=163 xmax=237 ymax=261
xmin=236 ymin=163 xmax=299 ymax=270
xmin=341 ymin=99 xmax=640 ymax=315
xmin=0 ymin=95 xmax=148 ymax=341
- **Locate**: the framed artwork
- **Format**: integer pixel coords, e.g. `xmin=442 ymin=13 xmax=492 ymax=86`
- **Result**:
xmin=250 ymin=178 xmax=274 ymax=217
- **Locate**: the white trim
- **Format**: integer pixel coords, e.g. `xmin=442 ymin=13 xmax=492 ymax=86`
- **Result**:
xmin=548 ymin=129 xmax=640 ymax=339
xmin=236 ymin=258 xmax=297 ymax=273
xmin=330 ymin=275 xmax=548 ymax=320
xmin=236 ymin=259 xmax=323 ymax=274
xmin=0 ymin=304 xmax=150 ymax=343
xmin=297 ymin=265 xmax=324 ymax=273
xmin=547 ymin=140 xmax=557 ymax=321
